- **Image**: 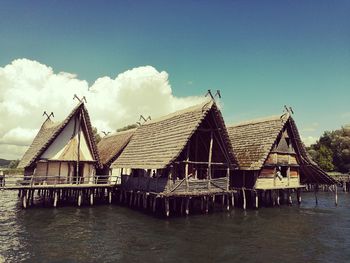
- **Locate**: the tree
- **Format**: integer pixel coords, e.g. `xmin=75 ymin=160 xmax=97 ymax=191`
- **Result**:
xmin=116 ymin=124 xmax=138 ymax=132
xmin=92 ymin=127 xmax=101 ymax=144
xmin=8 ymin=159 xmax=20 ymax=169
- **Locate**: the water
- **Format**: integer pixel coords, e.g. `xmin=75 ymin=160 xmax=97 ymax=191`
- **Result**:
xmin=1 ymin=191 xmax=350 ymax=263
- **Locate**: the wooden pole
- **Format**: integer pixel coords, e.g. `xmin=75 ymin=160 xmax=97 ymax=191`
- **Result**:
xmin=108 ymin=190 xmax=112 ymax=204
xmin=288 ymin=189 xmax=292 ymax=205
xmin=255 ymin=191 xmax=259 ymax=209
xmin=297 ymin=189 xmax=301 ymax=204
xmin=242 ymin=188 xmax=246 ymax=210
xmin=231 ymin=192 xmax=235 ymax=208
xmin=335 ymin=184 xmax=338 ymax=206
xmin=185 ymin=197 xmax=190 ymax=215
xmin=205 ymin=196 xmax=209 ymax=213
xmin=314 ymin=186 xmax=318 ymax=205
xmin=53 ymin=190 xmax=58 ymax=207
xmin=90 ymin=191 xmax=94 ymax=206
xmin=208 ymin=132 xmax=214 ymax=189
xmin=185 ymin=143 xmax=190 ymax=191
xmin=165 ymin=198 xmax=170 ymax=217
xmin=23 ymin=191 xmax=27 ymax=208
xmin=226 ymin=194 xmax=230 ymax=211
xmin=78 ymin=191 xmax=82 ymax=206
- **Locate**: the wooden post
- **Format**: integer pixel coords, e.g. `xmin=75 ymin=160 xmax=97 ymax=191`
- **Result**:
xmin=23 ymin=191 xmax=27 ymax=208
xmin=180 ymin=197 xmax=184 ymax=215
xmin=201 ymin=196 xmax=204 ymax=212
xmin=276 ymin=191 xmax=280 ymax=206
xmin=205 ymin=196 xmax=209 ymax=213
xmin=226 ymin=194 xmax=230 ymax=211
xmin=208 ymin=132 xmax=214 ymax=189
xmin=90 ymin=191 xmax=94 ymax=206
xmin=297 ymin=189 xmax=302 ymax=204
xmin=152 ymin=196 xmax=157 ymax=213
xmin=78 ymin=191 xmax=82 ymax=206
xmin=231 ymin=192 xmax=235 ymax=208
xmin=185 ymin=143 xmax=190 ymax=191
xmin=53 ymin=190 xmax=58 ymax=207
xmin=335 ymin=184 xmax=338 ymax=206
xmin=226 ymin=167 xmax=230 ymax=191
xmin=314 ymin=186 xmax=318 ymax=205
xmin=242 ymin=188 xmax=246 ymax=210
xmin=165 ymin=198 xmax=170 ymax=217
xmin=255 ymin=191 xmax=259 ymax=209
xmin=221 ymin=194 xmax=225 ymax=210
xmin=108 ymin=190 xmax=112 ymax=204
xmin=288 ymin=190 xmax=292 ymax=205
xmin=185 ymin=197 xmax=190 ymax=215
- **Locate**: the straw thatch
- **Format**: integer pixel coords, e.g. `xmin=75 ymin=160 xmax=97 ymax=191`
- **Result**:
xmin=18 ymin=102 xmax=101 ymax=169
xmin=112 ymin=99 xmax=236 ymax=169
xmin=97 ymin=129 xmax=135 ymax=168
xmin=227 ymin=114 xmax=336 ymax=184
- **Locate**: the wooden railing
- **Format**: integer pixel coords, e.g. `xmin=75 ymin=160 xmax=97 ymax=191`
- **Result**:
xmin=121 ymin=175 xmax=229 ymax=194
xmin=0 ymin=174 xmax=119 ymax=189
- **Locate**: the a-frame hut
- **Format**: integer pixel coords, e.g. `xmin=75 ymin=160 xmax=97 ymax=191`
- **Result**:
xmin=97 ymin=129 xmax=136 ymax=182
xmin=227 ymin=113 xmax=336 ymax=206
xmin=18 ymin=102 xmax=101 ymax=185
xmin=112 ymin=99 xmax=237 ymax=215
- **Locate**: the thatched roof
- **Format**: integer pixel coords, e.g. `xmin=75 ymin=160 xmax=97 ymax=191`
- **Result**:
xmin=227 ymin=114 xmax=336 ymax=184
xmin=97 ymin=129 xmax=135 ymax=167
xmin=18 ymin=102 xmax=101 ymax=169
xmin=112 ymin=99 xmax=236 ymax=169
xmin=228 ymin=115 xmax=289 ymax=170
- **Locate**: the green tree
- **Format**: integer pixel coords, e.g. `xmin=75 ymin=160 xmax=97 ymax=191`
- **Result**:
xmin=117 ymin=124 xmax=138 ymax=132
xmin=8 ymin=159 xmax=20 ymax=169
xmin=92 ymin=127 xmax=101 ymax=144
xmin=315 ymin=145 xmax=334 ymax=171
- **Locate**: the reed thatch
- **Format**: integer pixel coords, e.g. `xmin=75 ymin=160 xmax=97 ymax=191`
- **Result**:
xmin=227 ymin=114 xmax=336 ymax=184
xmin=97 ymin=129 xmax=135 ymax=168
xmin=18 ymin=102 xmax=101 ymax=169
xmin=112 ymin=99 xmax=236 ymax=169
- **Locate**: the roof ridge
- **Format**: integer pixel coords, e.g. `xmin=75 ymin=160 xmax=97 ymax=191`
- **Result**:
xmin=142 ymin=98 xmax=212 ymax=125
xmin=229 ymin=113 xmax=289 ymax=128
xmin=103 ymin=128 xmax=137 ymax=139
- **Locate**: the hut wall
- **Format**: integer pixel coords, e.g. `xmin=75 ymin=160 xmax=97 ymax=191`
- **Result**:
xmin=41 ymin=117 xmax=94 ymax=161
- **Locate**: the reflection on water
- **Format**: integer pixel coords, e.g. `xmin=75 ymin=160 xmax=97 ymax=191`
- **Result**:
xmin=1 ymin=190 xmax=350 ymax=263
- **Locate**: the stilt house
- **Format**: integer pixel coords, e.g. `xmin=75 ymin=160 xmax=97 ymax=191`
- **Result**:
xmin=227 ymin=113 xmax=336 ymax=191
xmin=112 ymin=100 xmax=237 ymax=197
xmin=97 ymin=129 xmax=135 ymax=183
xmin=18 ymin=102 xmax=101 ymax=185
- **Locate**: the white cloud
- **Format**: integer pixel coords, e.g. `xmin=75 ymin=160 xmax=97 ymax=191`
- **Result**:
xmin=301 ymin=122 xmax=319 ymax=132
xmin=0 ymin=59 xmax=204 ymax=159
xmin=301 ymin=136 xmax=318 ymax=147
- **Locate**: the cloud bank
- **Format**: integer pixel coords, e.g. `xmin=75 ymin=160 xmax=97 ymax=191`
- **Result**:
xmin=0 ymin=59 xmax=204 ymax=159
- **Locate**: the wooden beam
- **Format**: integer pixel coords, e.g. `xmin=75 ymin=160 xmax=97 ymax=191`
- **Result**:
xmin=185 ymin=143 xmax=190 ymax=190
xmin=208 ymin=132 xmax=214 ymax=189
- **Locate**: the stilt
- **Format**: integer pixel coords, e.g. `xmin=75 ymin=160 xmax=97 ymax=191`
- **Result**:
xmin=226 ymin=194 xmax=230 ymax=211
xmin=23 ymin=191 xmax=27 ymax=208
xmin=90 ymin=191 xmax=94 ymax=206
xmin=165 ymin=198 xmax=170 ymax=217
xmin=185 ymin=197 xmax=190 ymax=215
xmin=255 ymin=191 xmax=259 ymax=209
xmin=152 ymin=196 xmax=157 ymax=213
xmin=53 ymin=190 xmax=58 ymax=207
xmin=314 ymin=187 xmax=318 ymax=205
xmin=242 ymin=188 xmax=246 ymax=210
xmin=201 ymin=196 xmax=204 ymax=212
xmin=108 ymin=190 xmax=112 ymax=204
xmin=129 ymin=191 xmax=133 ymax=207
xmin=288 ymin=190 xmax=292 ymax=205
xmin=78 ymin=191 xmax=82 ymax=206
xmin=180 ymin=197 xmax=184 ymax=215
xmin=231 ymin=192 xmax=235 ymax=208
xmin=335 ymin=184 xmax=338 ymax=206
xmin=276 ymin=191 xmax=280 ymax=206
xmin=297 ymin=189 xmax=301 ymax=204
xmin=221 ymin=194 xmax=225 ymax=210
xmin=205 ymin=196 xmax=209 ymax=213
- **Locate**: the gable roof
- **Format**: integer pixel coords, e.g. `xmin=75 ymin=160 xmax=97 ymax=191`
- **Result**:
xmin=227 ymin=115 xmax=289 ymax=170
xmin=112 ymin=99 xmax=236 ymax=169
xmin=97 ymin=129 xmax=136 ymax=168
xmin=228 ymin=114 xmax=336 ymax=185
xmin=18 ymin=102 xmax=101 ymax=169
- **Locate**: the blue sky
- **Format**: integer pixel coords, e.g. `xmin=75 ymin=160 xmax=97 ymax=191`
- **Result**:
xmin=1 ymin=0 xmax=350 ymax=144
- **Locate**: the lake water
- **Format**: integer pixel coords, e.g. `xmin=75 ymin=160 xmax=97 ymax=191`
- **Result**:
xmin=0 ymin=190 xmax=349 ymax=263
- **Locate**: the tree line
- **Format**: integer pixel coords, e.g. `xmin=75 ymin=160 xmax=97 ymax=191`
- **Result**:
xmin=307 ymin=125 xmax=350 ymax=173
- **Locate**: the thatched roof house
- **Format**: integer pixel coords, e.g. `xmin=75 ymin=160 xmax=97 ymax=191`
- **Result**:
xmin=227 ymin=113 xmax=336 ymax=189
xmin=113 ymin=99 xmax=237 ymax=195
xmin=97 ymin=129 xmax=135 ymax=174
xmin=18 ymin=102 xmax=100 ymax=184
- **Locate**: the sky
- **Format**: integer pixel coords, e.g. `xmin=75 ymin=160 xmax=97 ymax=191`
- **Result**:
xmin=0 ymin=0 xmax=349 ymax=159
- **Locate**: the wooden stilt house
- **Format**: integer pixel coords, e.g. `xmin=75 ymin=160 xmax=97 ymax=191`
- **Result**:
xmin=18 ymin=102 xmax=101 ymax=185
xmin=227 ymin=113 xmax=336 ymax=206
xmin=97 ymin=129 xmax=136 ymax=183
xmin=112 ymin=100 xmax=237 ymax=215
